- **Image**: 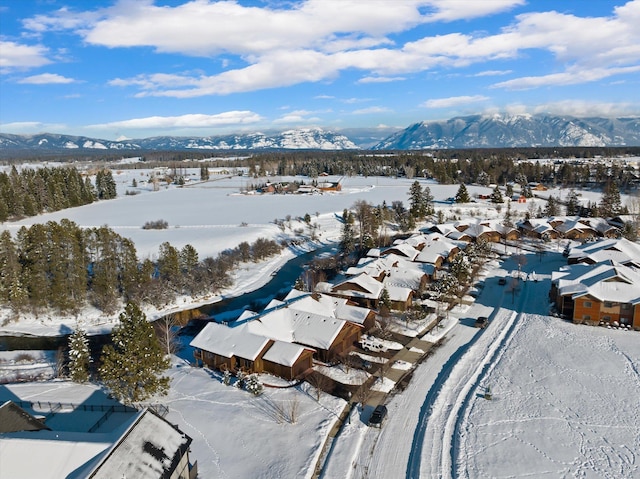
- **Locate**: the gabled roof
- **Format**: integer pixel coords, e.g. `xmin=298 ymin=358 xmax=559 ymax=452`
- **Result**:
xmin=567 ymin=237 xmax=640 ymax=263
xmin=555 ymin=219 xmax=596 ymax=235
xmin=331 ymin=273 xmax=384 ymax=300
xmin=380 ymin=242 xmax=419 ymax=261
xmin=245 ymin=308 xmax=348 ymax=350
xmin=87 ymin=408 xmax=192 ymax=479
xmin=262 ymin=341 xmax=311 ymax=367
xmin=554 ymin=261 xmax=640 ymax=303
xmin=281 ymin=290 xmax=372 ymax=326
xmin=0 ymin=401 xmax=49 ymax=433
xmin=190 ymin=322 xmax=271 ymax=360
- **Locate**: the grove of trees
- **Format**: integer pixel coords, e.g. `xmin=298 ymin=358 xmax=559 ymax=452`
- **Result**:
xmin=0 ymin=220 xmax=283 ymax=316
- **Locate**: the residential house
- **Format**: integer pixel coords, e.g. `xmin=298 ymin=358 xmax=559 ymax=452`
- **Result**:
xmin=566 ymin=238 xmax=640 ymax=267
xmin=0 ymin=404 xmax=195 ymax=479
xmin=190 ymin=322 xmax=314 ymax=379
xmin=578 ymin=217 xmax=620 ymax=238
xmin=554 ymin=219 xmax=597 ymax=240
xmin=551 ymin=261 xmax=640 ymax=328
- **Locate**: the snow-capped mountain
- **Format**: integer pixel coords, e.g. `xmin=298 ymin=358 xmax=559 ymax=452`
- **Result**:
xmin=372 ymin=114 xmax=640 ymax=149
xmin=0 ymin=127 xmax=359 ymax=152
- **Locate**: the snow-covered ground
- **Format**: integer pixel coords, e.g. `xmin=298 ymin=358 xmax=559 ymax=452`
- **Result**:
xmin=2 ymin=168 xmax=639 ymax=478
xmin=320 ymin=248 xmax=640 ymax=479
xmin=0 ymin=171 xmax=517 ymax=334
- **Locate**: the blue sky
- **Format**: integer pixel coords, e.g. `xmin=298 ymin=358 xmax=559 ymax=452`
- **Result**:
xmin=1 ymin=0 xmax=639 ymax=140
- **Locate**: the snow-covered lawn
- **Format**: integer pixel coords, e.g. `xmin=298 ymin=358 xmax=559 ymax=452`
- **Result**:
xmin=0 ymin=359 xmax=346 ymax=479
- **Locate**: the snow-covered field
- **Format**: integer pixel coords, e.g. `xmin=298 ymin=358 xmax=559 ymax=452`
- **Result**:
xmin=1 ymin=166 xmax=639 ymax=478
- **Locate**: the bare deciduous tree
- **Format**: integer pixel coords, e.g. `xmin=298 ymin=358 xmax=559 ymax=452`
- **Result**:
xmin=155 ymin=313 xmax=181 ymax=356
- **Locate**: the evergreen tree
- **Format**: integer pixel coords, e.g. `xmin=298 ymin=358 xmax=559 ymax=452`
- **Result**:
xmin=505 ymin=183 xmax=514 ymax=199
xmin=454 ymin=183 xmax=470 ymax=203
xmin=491 ymin=185 xmax=503 ymax=203
xmin=339 ymin=211 xmax=356 ymax=255
xmin=502 ymin=201 xmax=514 ymax=228
xmin=408 ymin=181 xmax=425 ymax=219
xmin=544 ymin=196 xmax=561 ymax=217
xmin=99 ymin=302 xmax=170 ymax=404
xmin=0 ymin=230 xmax=27 ymax=311
xmin=68 ymin=327 xmax=91 ymax=383
xmin=565 ymin=189 xmax=580 ymax=216
xmin=423 ymin=186 xmax=435 ymax=217
xmin=599 ymin=180 xmax=622 ymax=218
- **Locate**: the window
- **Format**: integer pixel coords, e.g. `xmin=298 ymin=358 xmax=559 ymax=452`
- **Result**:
xmin=583 ymin=315 xmax=591 ymax=321
xmin=583 ymin=301 xmax=592 ymax=308
xmin=622 ymin=303 xmax=631 ymax=310
xmin=603 ymin=315 xmax=611 ymax=321
xmin=604 ymin=302 xmax=614 ymax=308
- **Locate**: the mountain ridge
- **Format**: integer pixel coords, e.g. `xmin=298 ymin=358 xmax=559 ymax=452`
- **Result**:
xmin=1 ymin=114 xmax=639 ymax=152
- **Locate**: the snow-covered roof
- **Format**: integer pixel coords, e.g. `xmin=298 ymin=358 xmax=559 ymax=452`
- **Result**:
xmin=246 ymin=308 xmax=347 ymax=350
xmin=554 ymin=219 xmax=596 ymax=235
xmin=190 ymin=322 xmax=271 ymax=360
xmin=87 ymin=408 xmax=192 ymax=479
xmin=331 ymin=273 xmax=384 ymax=300
xmin=385 ymin=286 xmax=413 ymax=302
xmin=553 ymin=261 xmax=640 ymax=303
xmin=0 ymin=430 xmax=112 ymax=479
xmin=281 ymin=290 xmax=372 ymax=326
xmin=262 ymin=341 xmax=310 ymax=367
xmin=381 ymin=242 xmax=419 ymax=261
xmin=567 ymin=238 xmax=640 ymax=263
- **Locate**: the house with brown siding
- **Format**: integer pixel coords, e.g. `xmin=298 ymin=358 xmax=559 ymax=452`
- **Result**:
xmin=551 ymin=261 xmax=640 ymax=328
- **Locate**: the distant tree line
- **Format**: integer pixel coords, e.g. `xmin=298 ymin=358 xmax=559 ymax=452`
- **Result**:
xmin=0 ymin=165 xmax=116 ymax=222
xmin=0 ymin=220 xmax=283 ymax=317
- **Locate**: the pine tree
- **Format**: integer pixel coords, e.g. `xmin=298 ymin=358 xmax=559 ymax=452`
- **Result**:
xmin=565 ymin=189 xmax=580 ymax=216
xmin=408 ymin=181 xmax=425 ymax=220
xmin=423 ymin=186 xmax=435 ymax=217
xmin=503 ymin=201 xmax=514 ymax=228
xmin=99 ymin=302 xmax=170 ymax=405
xmin=340 ymin=211 xmax=356 ymax=255
xmin=454 ymin=183 xmax=470 ymax=203
xmin=68 ymin=327 xmax=91 ymax=383
xmin=544 ymin=196 xmax=560 ymax=217
xmin=599 ymin=180 xmax=622 ymax=218
xmin=491 ymin=185 xmax=503 ymax=203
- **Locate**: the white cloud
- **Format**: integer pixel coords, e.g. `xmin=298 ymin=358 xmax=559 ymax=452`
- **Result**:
xmin=86 ymin=111 xmax=263 ymax=130
xmin=473 ymin=70 xmax=512 ymax=77
xmin=18 ymin=0 xmax=640 ymax=98
xmin=424 ymin=0 xmax=525 ymax=22
xmin=352 ymin=106 xmax=393 ymax=115
xmin=0 ymin=41 xmax=51 ymax=71
xmin=422 ymin=95 xmax=489 ymax=108
xmin=357 ymin=76 xmax=406 ymax=84
xmin=0 ymin=121 xmax=67 ymax=134
xmin=530 ymin=100 xmax=640 ymax=118
xmin=18 ymin=73 xmax=76 ymax=84
xmin=493 ymin=66 xmax=640 ymax=90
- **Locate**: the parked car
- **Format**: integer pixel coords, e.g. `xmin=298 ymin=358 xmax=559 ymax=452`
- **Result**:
xmin=475 ymin=316 xmax=489 ymax=328
xmin=498 ymin=277 xmax=507 ymax=285
xmin=368 ymin=404 xmax=388 ymax=427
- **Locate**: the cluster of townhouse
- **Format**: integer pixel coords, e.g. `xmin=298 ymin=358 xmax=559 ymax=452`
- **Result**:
xmin=518 ymin=215 xmax=633 ymax=241
xmin=190 ymin=231 xmax=469 ymax=380
xmin=0 ymin=401 xmax=196 ymax=478
xmin=551 ymin=238 xmax=640 ymax=328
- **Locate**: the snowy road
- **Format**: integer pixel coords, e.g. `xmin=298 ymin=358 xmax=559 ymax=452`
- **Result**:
xmin=324 ymin=251 xmax=639 ymax=479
